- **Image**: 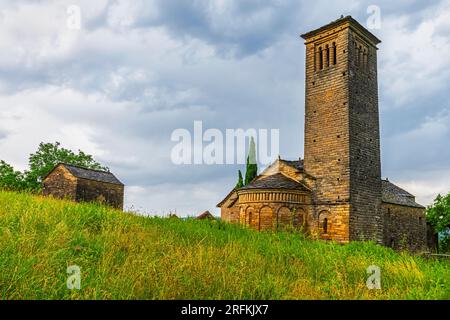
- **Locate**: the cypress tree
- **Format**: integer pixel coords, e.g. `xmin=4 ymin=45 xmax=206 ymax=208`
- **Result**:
xmin=244 ymin=137 xmax=258 ymax=185
xmin=235 ymin=170 xmax=244 ymax=189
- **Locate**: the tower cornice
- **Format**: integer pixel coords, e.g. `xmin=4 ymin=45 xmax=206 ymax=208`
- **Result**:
xmin=301 ymin=15 xmax=381 ymax=47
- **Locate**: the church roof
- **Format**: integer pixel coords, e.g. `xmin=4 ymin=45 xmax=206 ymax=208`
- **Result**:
xmin=53 ymin=163 xmax=124 ymax=185
xmin=216 ymin=189 xmax=238 ymax=208
xmin=381 ymin=180 xmax=424 ymax=208
xmin=240 ymin=173 xmax=310 ymax=192
xmin=280 ymin=159 xmax=304 ymax=171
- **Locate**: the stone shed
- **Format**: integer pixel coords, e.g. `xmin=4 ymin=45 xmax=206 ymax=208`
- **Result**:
xmin=42 ymin=163 xmax=124 ymax=210
xmin=196 ymin=211 xmax=215 ymax=220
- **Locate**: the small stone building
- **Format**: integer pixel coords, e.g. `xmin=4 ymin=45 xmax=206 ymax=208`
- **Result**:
xmin=196 ymin=211 xmax=215 ymax=220
xmin=218 ymin=16 xmax=429 ymax=252
xmin=42 ymin=163 xmax=124 ymax=210
xmin=381 ymin=179 xmax=427 ymax=251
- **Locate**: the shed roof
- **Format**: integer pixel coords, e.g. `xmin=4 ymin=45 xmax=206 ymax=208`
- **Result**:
xmin=196 ymin=211 xmax=215 ymax=220
xmin=381 ymin=180 xmax=424 ymax=208
xmin=48 ymin=163 xmax=124 ymax=186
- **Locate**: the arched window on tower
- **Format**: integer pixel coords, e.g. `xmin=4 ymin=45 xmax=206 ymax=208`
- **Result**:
xmin=325 ymin=45 xmax=330 ymax=68
xmin=332 ymin=42 xmax=337 ymax=65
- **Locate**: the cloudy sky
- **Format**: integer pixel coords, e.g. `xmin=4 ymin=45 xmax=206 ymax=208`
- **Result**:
xmin=0 ymin=0 xmax=449 ymax=216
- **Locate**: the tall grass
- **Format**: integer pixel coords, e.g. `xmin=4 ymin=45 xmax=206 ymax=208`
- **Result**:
xmin=0 ymin=191 xmax=448 ymax=300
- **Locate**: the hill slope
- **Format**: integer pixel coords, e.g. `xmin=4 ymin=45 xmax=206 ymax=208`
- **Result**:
xmin=0 ymin=191 xmax=448 ymax=300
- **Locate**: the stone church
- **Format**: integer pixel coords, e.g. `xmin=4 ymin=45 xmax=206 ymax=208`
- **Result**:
xmin=218 ymin=16 xmax=428 ymax=252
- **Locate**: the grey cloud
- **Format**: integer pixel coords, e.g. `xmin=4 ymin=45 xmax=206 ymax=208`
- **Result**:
xmin=90 ymin=0 xmax=306 ymax=58
xmin=0 ymin=0 xmax=449 ymax=214
xmin=0 ymin=129 xmax=8 ymax=140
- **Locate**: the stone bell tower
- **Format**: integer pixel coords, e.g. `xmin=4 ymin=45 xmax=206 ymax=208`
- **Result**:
xmin=301 ymin=16 xmax=383 ymax=243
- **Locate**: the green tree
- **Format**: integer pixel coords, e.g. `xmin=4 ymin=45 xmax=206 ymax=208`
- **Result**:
xmin=235 ymin=170 xmax=244 ymax=189
xmin=0 ymin=161 xmax=26 ymax=191
xmin=24 ymin=142 xmax=108 ymax=192
xmin=427 ymin=193 xmax=450 ymax=253
xmin=244 ymin=137 xmax=258 ymax=185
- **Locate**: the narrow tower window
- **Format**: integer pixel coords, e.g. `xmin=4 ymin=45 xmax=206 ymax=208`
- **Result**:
xmin=326 ymin=45 xmax=330 ymax=68
xmin=359 ymin=45 xmax=363 ymax=67
xmin=332 ymin=42 xmax=337 ymax=65
xmin=323 ymin=218 xmax=328 ymax=234
xmin=319 ymin=47 xmax=323 ymax=70
xmin=314 ymin=48 xmax=317 ymax=72
xmin=363 ymin=49 xmax=368 ymax=69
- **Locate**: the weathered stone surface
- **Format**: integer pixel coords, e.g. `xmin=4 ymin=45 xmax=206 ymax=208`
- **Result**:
xmin=75 ymin=177 xmax=124 ymax=209
xmin=382 ymin=203 xmax=427 ymax=252
xmin=42 ymin=165 xmax=77 ymax=201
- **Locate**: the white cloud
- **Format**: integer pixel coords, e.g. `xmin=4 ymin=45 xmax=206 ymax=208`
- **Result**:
xmin=395 ymin=169 xmax=450 ymax=206
xmin=379 ymin=1 xmax=450 ymax=106
xmin=385 ymin=108 xmax=450 ymax=170
xmin=0 ymin=86 xmax=131 ymax=168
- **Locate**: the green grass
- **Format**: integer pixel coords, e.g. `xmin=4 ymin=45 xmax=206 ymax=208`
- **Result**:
xmin=0 ymin=191 xmax=449 ymax=300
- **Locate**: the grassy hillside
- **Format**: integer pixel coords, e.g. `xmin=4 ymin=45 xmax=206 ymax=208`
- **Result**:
xmin=0 ymin=191 xmax=449 ymax=300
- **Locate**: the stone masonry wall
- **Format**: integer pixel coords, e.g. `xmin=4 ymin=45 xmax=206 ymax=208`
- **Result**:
xmin=347 ymin=29 xmax=383 ymax=244
xmin=382 ymin=203 xmax=427 ymax=252
xmin=221 ymin=205 xmax=240 ymax=224
xmin=42 ymin=165 xmax=77 ymax=201
xmin=303 ymin=23 xmax=353 ymax=242
xmin=304 ymin=26 xmax=351 ymax=206
xmin=308 ymin=203 xmax=350 ymax=243
xmin=76 ymin=178 xmax=124 ymax=210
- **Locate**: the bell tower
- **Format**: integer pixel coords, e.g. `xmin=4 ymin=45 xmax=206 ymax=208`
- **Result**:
xmin=301 ymin=16 xmax=383 ymax=243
